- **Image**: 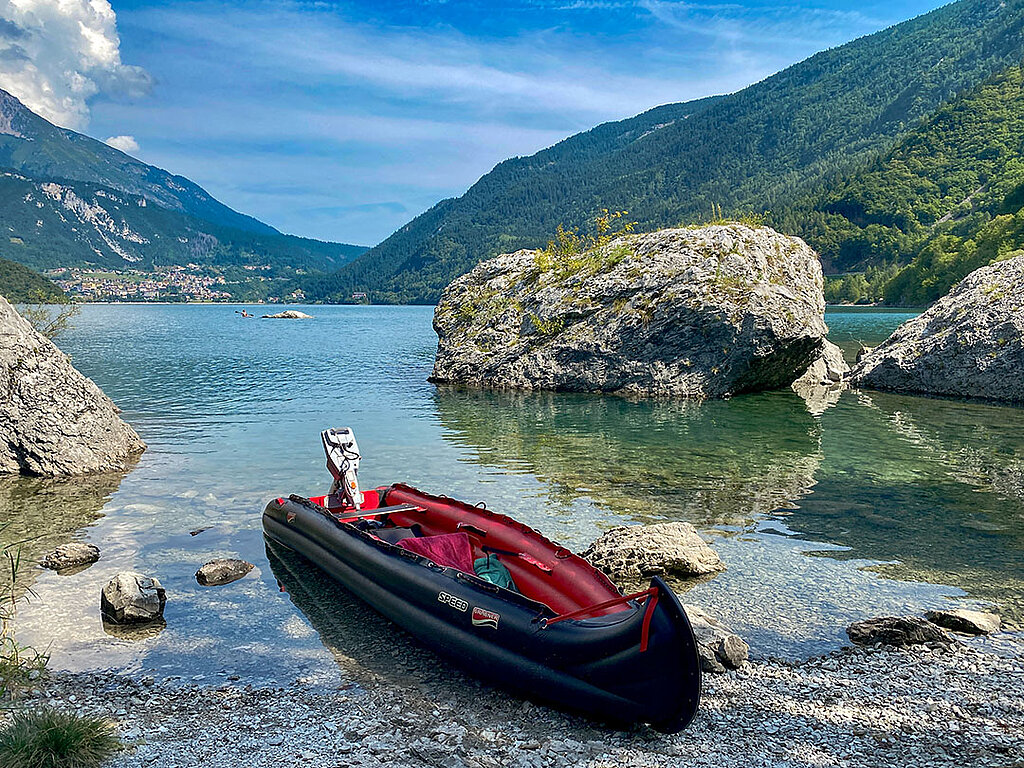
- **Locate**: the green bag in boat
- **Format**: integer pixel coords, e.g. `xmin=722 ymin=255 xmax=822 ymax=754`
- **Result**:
xmin=473 ymin=554 xmax=518 ymax=592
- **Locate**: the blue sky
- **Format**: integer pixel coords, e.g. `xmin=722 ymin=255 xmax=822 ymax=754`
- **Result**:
xmin=6 ymin=1 xmax=949 ymax=245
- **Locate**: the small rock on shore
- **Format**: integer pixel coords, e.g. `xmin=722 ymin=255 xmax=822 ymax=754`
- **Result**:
xmin=847 ymin=616 xmax=955 ymax=648
xmin=683 ymin=604 xmax=749 ymax=672
xmin=925 ymin=608 xmax=1001 ymax=635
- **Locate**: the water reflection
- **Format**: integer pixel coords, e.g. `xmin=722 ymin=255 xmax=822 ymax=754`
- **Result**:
xmin=0 ymin=469 xmax=131 ymax=594
xmin=802 ymin=390 xmax=1024 ymax=627
xmin=435 ymin=386 xmax=823 ymax=529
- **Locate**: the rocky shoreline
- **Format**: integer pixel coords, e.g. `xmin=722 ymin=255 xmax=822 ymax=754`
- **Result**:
xmin=12 ymin=642 xmax=1021 ymax=768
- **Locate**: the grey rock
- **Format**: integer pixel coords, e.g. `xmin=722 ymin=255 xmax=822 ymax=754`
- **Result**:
xmin=101 ymin=571 xmax=166 ymax=624
xmin=682 ymin=604 xmax=749 ymax=672
xmin=196 ymin=559 xmax=254 ymax=586
xmin=856 ymin=344 xmax=873 ymax=364
xmin=847 ymin=616 xmax=955 ymax=648
xmin=42 ymin=542 xmax=100 ymax=571
xmin=924 ymin=608 xmax=1001 ymax=636
xmin=581 ymin=522 xmax=725 ymax=583
xmin=0 ymin=293 xmax=145 ymax=475
xmin=430 ymin=225 xmax=828 ymax=398
xmin=261 ymin=310 xmax=313 ymax=319
xmin=852 ymin=255 xmax=1024 ymax=403
xmin=791 ymin=339 xmax=850 ymax=414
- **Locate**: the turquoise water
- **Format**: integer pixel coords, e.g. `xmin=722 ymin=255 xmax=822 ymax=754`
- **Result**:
xmin=5 ymin=304 xmax=1022 ymax=687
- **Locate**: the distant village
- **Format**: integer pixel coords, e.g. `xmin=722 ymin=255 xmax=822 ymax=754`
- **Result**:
xmin=44 ymin=264 xmax=305 ymax=303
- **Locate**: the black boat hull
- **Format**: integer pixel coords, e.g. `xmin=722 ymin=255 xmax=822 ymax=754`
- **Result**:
xmin=262 ymin=495 xmax=701 ymax=731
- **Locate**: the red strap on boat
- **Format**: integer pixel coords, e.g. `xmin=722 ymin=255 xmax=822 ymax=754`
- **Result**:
xmin=639 ymin=588 xmax=659 ymax=653
xmin=543 ymin=587 xmax=658 ymax=628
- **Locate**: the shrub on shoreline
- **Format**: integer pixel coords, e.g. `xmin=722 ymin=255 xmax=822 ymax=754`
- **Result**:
xmin=0 ymin=709 xmax=119 ymax=768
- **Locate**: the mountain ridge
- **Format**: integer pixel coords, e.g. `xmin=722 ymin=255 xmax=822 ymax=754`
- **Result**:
xmin=307 ymin=0 xmax=1024 ymax=304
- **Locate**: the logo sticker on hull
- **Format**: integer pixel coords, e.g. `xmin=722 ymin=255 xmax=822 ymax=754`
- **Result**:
xmin=438 ymin=591 xmax=469 ymax=612
xmin=471 ymin=607 xmax=500 ymax=629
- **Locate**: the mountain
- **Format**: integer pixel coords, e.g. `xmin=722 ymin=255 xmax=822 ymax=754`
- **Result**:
xmin=0 ymin=89 xmax=366 ymax=295
xmin=0 ymin=256 xmax=63 ymax=302
xmin=777 ymin=65 xmax=1024 ymax=305
xmin=307 ymin=0 xmax=1024 ymax=304
xmin=0 ymin=88 xmax=271 ymax=235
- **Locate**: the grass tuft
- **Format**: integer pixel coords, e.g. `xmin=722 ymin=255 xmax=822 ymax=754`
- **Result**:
xmin=0 ymin=709 xmax=119 ymax=768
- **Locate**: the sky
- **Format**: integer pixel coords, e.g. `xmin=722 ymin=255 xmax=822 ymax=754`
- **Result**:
xmin=0 ymin=0 xmax=948 ymax=247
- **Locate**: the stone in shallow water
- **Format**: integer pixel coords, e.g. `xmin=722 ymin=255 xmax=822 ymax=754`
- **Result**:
xmin=924 ymin=608 xmax=1001 ymax=635
xmin=581 ymin=522 xmax=725 ymax=583
xmin=196 ymin=558 xmax=254 ymax=586
xmin=100 ymin=571 xmax=166 ymax=624
xmin=682 ymin=604 xmax=749 ymax=672
xmin=847 ymin=616 xmax=955 ymax=648
xmin=42 ymin=542 xmax=99 ymax=571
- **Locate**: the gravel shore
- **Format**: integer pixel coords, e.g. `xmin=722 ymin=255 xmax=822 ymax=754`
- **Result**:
xmin=12 ymin=642 xmax=1022 ymax=768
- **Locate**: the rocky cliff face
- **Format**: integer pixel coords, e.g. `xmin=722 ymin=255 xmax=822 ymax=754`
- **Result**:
xmin=852 ymin=255 xmax=1024 ymax=403
xmin=431 ymin=225 xmax=828 ymax=398
xmin=0 ymin=295 xmax=145 ymax=475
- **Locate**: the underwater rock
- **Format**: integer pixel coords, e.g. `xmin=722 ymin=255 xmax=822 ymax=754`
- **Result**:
xmin=196 ymin=558 xmax=254 ymax=586
xmin=42 ymin=542 xmax=100 ymax=571
xmin=100 ymin=571 xmax=166 ymax=624
xmin=431 ymin=224 xmax=828 ymax=398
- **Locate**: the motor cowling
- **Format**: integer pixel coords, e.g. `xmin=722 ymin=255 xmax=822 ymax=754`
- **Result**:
xmin=322 ymin=427 xmax=363 ymax=509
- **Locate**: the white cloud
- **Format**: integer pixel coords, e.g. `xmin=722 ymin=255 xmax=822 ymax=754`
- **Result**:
xmin=0 ymin=0 xmax=151 ymax=130
xmin=104 ymin=134 xmax=139 ymax=154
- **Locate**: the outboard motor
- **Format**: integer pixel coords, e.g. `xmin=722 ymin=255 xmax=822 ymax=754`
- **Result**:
xmin=322 ymin=427 xmax=363 ymax=510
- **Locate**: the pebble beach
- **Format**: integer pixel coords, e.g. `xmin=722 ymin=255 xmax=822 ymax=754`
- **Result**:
xmin=14 ymin=642 xmax=1022 ymax=768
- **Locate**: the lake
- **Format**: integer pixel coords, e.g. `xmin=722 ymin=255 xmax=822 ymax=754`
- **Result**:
xmin=4 ymin=304 xmax=1022 ymax=687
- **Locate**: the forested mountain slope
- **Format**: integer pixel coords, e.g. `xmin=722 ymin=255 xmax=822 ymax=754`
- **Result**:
xmin=309 ymin=0 xmax=1024 ymax=304
xmin=778 ymin=65 xmax=1024 ymax=305
xmin=0 ymin=256 xmax=63 ymax=302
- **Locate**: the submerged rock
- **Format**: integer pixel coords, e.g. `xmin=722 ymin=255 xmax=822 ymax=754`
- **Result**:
xmin=100 ymin=571 xmax=166 ymax=624
xmin=582 ymin=522 xmax=725 ymax=583
xmin=847 ymin=616 xmax=955 ymax=648
xmin=196 ymin=558 xmax=254 ymax=586
xmin=262 ymin=310 xmax=313 ymax=319
xmin=925 ymin=608 xmax=1001 ymax=636
xmin=682 ymin=604 xmax=749 ymax=672
xmin=42 ymin=542 xmax=100 ymax=571
xmin=852 ymin=255 xmax=1024 ymax=403
xmin=0 ymin=294 xmax=145 ymax=475
xmin=431 ymin=225 xmax=828 ymax=398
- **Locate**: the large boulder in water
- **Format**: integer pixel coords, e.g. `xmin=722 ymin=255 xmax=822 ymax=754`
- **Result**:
xmin=852 ymin=256 xmax=1024 ymax=403
xmin=430 ymin=225 xmax=828 ymax=398
xmin=0 ymin=294 xmax=145 ymax=475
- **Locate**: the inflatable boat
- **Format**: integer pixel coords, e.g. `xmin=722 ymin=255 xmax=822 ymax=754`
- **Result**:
xmin=262 ymin=428 xmax=702 ymax=732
